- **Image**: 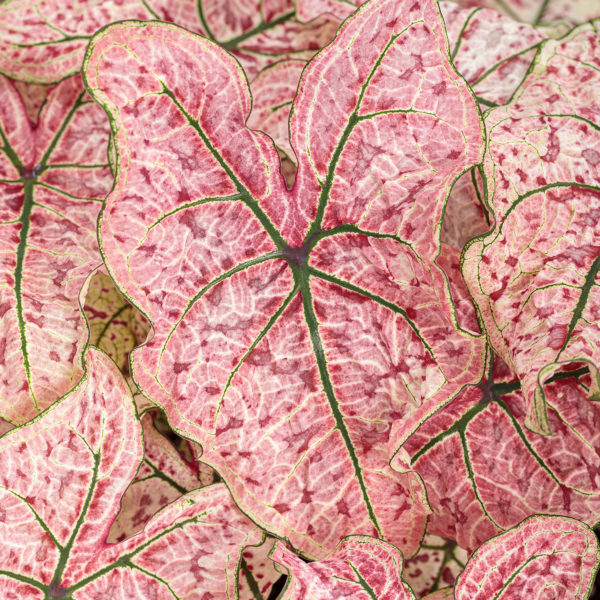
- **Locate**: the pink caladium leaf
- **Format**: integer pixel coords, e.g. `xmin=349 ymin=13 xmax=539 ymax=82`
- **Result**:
xmin=402 ymin=364 xmax=600 ymax=553
xmin=82 ymin=266 xmax=149 ymax=375
xmin=455 ymin=0 xmax=600 ymax=25
xmin=271 ymin=535 xmax=417 ymax=599
xmin=0 ymin=0 xmax=338 ymax=84
xmin=455 ymin=515 xmax=600 ymax=599
xmin=238 ymin=538 xmax=281 ymax=600
xmin=462 ymin=21 xmax=600 ymax=434
xmin=295 ymin=0 xmax=550 ymax=108
xmin=0 ymin=346 xmax=262 ymax=597
xmin=248 ymin=59 xmax=306 ymax=163
xmin=443 ymin=4 xmax=548 ymax=108
xmin=0 ymin=0 xmax=164 ymax=83
xmin=0 ymin=73 xmax=111 ymax=425
xmin=403 ymin=534 xmax=467 ymax=597
xmin=197 ymin=0 xmax=339 ymax=80
xmin=107 ymin=411 xmax=204 ymax=542
xmin=83 ymin=0 xmax=486 ymax=558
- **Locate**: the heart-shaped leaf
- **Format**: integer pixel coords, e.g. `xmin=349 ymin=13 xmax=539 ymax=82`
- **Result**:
xmin=271 ymin=535 xmax=417 ymax=599
xmin=403 ymin=365 xmax=600 ymax=552
xmin=0 ymin=74 xmax=111 ymax=425
xmin=462 ymin=21 xmax=600 ymax=433
xmin=454 ymin=515 xmax=600 ymax=599
xmin=0 ymin=346 xmax=262 ymax=597
xmin=83 ymin=0 xmax=485 ymax=558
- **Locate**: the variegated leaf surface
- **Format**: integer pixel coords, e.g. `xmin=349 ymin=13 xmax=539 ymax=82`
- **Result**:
xmin=403 ymin=534 xmax=467 ymax=597
xmin=84 ymin=0 xmax=485 ymax=558
xmin=0 ymin=347 xmax=262 ymax=598
xmin=107 ymin=411 xmax=203 ymax=543
xmin=271 ymin=535 xmax=416 ymax=599
xmin=248 ymin=59 xmax=306 ymax=163
xmin=443 ymin=4 xmax=548 ymax=108
xmin=295 ymin=1 xmax=550 ymax=109
xmin=454 ymin=515 xmax=600 ymax=599
xmin=197 ymin=0 xmax=339 ymax=80
xmin=454 ymin=0 xmax=600 ymax=25
xmin=82 ymin=266 xmax=149 ymax=375
xmin=462 ymin=21 xmax=600 ymax=434
xmin=238 ymin=538 xmax=281 ymax=600
xmin=402 ymin=365 xmax=600 ymax=553
xmin=0 ymin=0 xmax=338 ymax=83
xmin=0 ymin=73 xmax=111 ymax=425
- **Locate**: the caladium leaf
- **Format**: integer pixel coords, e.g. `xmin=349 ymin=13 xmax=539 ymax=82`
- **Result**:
xmin=402 ymin=367 xmax=600 ymax=553
xmin=296 ymin=1 xmax=549 ymax=108
xmin=84 ymin=0 xmax=485 ymax=558
xmin=455 ymin=0 xmax=600 ymax=25
xmin=455 ymin=515 xmax=600 ymax=599
xmin=239 ymin=538 xmax=281 ymax=600
xmin=107 ymin=411 xmax=203 ymax=543
xmin=0 ymin=346 xmax=262 ymax=597
xmin=0 ymin=73 xmax=111 ymax=425
xmin=271 ymin=535 xmax=417 ymax=599
xmin=248 ymin=59 xmax=306 ymax=163
xmin=82 ymin=266 xmax=149 ymax=375
xmin=0 ymin=0 xmax=163 ymax=83
xmin=443 ymin=4 xmax=548 ymax=108
xmin=462 ymin=21 xmax=600 ymax=434
xmin=0 ymin=0 xmax=338 ymax=84
xmin=403 ymin=534 xmax=467 ymax=597
xmin=197 ymin=0 xmax=339 ymax=80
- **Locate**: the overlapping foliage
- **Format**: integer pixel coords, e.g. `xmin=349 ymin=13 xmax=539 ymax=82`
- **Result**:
xmin=0 ymin=0 xmax=599 ymax=597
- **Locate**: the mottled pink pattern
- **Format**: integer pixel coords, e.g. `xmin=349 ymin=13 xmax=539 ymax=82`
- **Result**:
xmin=0 ymin=348 xmax=141 ymax=588
xmin=248 ymin=59 xmax=306 ymax=162
xmin=272 ymin=535 xmax=415 ymax=599
xmin=84 ymin=1 xmax=485 ymax=559
xmin=0 ymin=74 xmax=111 ymax=425
xmin=0 ymin=0 xmax=337 ymax=83
xmin=455 ymin=515 xmax=600 ymax=599
xmin=455 ymin=0 xmax=600 ymax=24
xmin=462 ymin=23 xmax=600 ymax=433
xmin=446 ymin=6 xmax=547 ymax=106
xmin=0 ymin=348 xmax=261 ymax=597
xmin=404 ymin=375 xmax=600 ymax=552
xmin=108 ymin=412 xmax=203 ymax=543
